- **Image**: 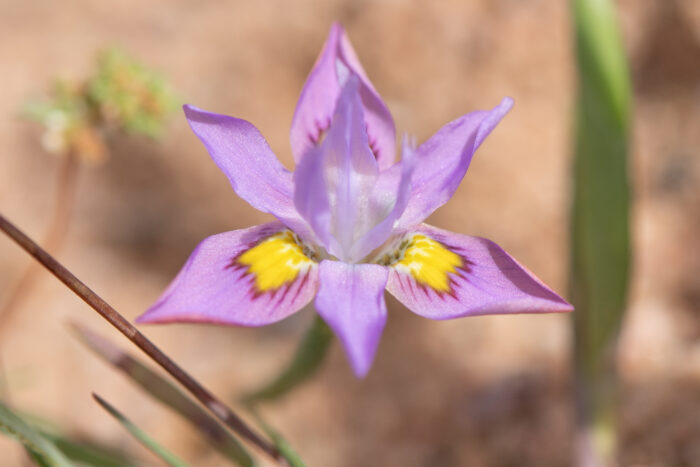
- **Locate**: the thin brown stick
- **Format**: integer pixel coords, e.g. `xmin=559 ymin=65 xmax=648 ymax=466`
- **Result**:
xmin=0 ymin=213 xmax=283 ymax=463
xmin=0 ymin=152 xmax=79 ymax=333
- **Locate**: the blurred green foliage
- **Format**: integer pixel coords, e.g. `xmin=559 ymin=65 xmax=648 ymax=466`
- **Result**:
xmin=1 ymin=406 xmax=137 ymax=466
xmin=41 ymin=432 xmax=135 ymax=467
xmin=245 ymin=406 xmax=307 ymax=467
xmin=73 ymin=324 xmax=255 ymax=467
xmin=88 ymin=48 xmax=178 ymax=138
xmin=3 ymin=43 xmax=316 ymax=467
xmin=243 ymin=315 xmax=333 ymax=405
xmin=23 ymin=47 xmax=178 ymax=163
xmin=0 ymin=402 xmax=73 ymax=467
xmin=93 ymin=394 xmax=189 ymax=467
xmin=571 ymin=0 xmax=632 ymax=459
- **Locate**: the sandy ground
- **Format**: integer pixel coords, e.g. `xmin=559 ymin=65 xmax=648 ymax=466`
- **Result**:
xmin=0 ymin=0 xmax=698 ymax=465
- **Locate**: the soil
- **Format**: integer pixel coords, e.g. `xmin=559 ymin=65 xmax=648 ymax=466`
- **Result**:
xmin=0 ymin=0 xmax=698 ymax=466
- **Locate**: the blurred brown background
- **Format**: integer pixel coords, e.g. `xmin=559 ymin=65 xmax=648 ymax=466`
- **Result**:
xmin=0 ymin=0 xmax=699 ymax=465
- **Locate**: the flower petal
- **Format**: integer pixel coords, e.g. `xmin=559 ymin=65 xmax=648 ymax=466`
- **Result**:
xmin=350 ymin=136 xmax=416 ymax=260
xmin=136 ymin=223 xmax=318 ymax=326
xmin=290 ymin=23 xmax=396 ymax=169
xmin=383 ymin=224 xmax=573 ymax=319
xmin=294 ymin=76 xmax=381 ymax=262
xmin=395 ymin=97 xmax=514 ymax=230
xmin=183 ymin=105 xmax=311 ymax=238
xmin=315 ymin=260 xmax=389 ymax=378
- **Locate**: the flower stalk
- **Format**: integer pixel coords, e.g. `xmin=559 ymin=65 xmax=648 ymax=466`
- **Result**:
xmin=0 ymin=150 xmax=79 ymax=335
xmin=243 ymin=314 xmax=333 ymax=405
xmin=1 ymin=47 xmax=178 ymax=339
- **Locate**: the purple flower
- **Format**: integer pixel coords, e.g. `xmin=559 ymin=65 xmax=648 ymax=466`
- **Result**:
xmin=137 ymin=24 xmax=573 ymax=377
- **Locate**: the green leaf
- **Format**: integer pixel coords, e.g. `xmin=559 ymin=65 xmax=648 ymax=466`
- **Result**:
xmin=92 ymin=394 xmax=188 ymax=467
xmin=243 ymin=315 xmax=333 ymax=405
xmin=245 ymin=407 xmax=306 ymax=467
xmin=570 ymin=0 xmax=632 ymax=459
xmin=43 ymin=432 xmax=136 ymax=467
xmin=571 ymin=0 xmax=632 ymax=382
xmin=72 ymin=324 xmax=255 ymax=467
xmin=26 ymin=447 xmax=54 ymax=467
xmin=14 ymin=409 xmax=137 ymax=466
xmin=0 ymin=401 xmax=73 ymax=467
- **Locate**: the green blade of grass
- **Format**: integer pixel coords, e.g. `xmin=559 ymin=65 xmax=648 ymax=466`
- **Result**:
xmin=243 ymin=315 xmax=332 ymax=405
xmin=571 ymin=0 xmax=632 ymax=461
xmin=14 ymin=409 xmax=137 ymax=466
xmin=26 ymin=447 xmax=54 ymax=467
xmin=245 ymin=406 xmax=306 ymax=467
xmin=42 ymin=432 xmax=136 ymax=467
xmin=0 ymin=402 xmax=73 ymax=467
xmin=571 ymin=0 xmax=631 ymax=385
xmin=92 ymin=393 xmax=188 ymax=467
xmin=72 ymin=324 xmax=255 ymax=467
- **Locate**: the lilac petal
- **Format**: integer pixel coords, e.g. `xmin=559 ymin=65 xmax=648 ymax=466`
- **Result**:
xmin=136 ymin=222 xmax=318 ymax=326
xmin=395 ymin=97 xmax=514 ymax=230
xmin=315 ymin=260 xmax=389 ymax=378
xmin=290 ymin=23 xmax=396 ymax=169
xmin=385 ymin=224 xmax=573 ymax=319
xmin=292 ymin=144 xmax=333 ymax=251
xmin=294 ymin=76 xmax=381 ymax=262
xmin=184 ymin=105 xmax=311 ymax=238
xmin=350 ymin=137 xmax=416 ymax=261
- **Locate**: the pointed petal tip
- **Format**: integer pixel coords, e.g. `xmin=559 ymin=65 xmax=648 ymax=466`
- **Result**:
xmin=180 ymin=105 xmax=313 ymax=235
xmin=182 ymin=103 xmax=208 ymax=121
xmin=341 ymin=333 xmax=380 ymax=379
xmin=529 ymin=295 xmax=574 ymax=315
xmin=557 ymin=300 xmax=575 ymax=313
xmin=329 ymin=21 xmax=344 ymax=35
xmin=137 ymin=224 xmax=319 ymax=329
xmin=290 ymin=22 xmax=396 ymax=168
xmin=182 ymin=104 xmax=217 ymax=126
xmin=501 ymin=96 xmax=515 ymax=110
xmin=315 ymin=261 xmax=388 ymax=379
xmin=133 ymin=306 xmax=174 ymax=325
xmin=350 ymin=358 xmax=372 ymax=379
xmin=133 ymin=313 xmax=149 ymax=324
xmin=488 ymin=96 xmax=514 ymax=123
xmin=385 ymin=225 xmax=575 ymax=320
